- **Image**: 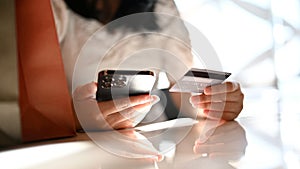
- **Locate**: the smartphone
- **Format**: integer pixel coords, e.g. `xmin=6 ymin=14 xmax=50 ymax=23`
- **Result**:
xmin=169 ymin=68 xmax=231 ymax=93
xmin=96 ymin=70 xmax=156 ymax=102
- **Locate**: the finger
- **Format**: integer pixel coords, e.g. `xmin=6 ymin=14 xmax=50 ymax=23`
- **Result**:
xmin=106 ymin=112 xmax=134 ymax=129
xmin=196 ymin=140 xmax=246 ymax=152
xmin=195 ymin=101 xmax=243 ymax=113
xmin=200 ymin=123 xmax=245 ymax=144
xmin=194 ymin=142 xmax=244 ymax=155
xmin=112 ymin=120 xmax=134 ymax=129
xmin=119 ymin=102 xmax=152 ymax=119
xmin=221 ymin=111 xmax=240 ymax=121
xmin=117 ymin=132 xmax=164 ymax=162
xmin=73 ymin=82 xmax=97 ymax=101
xmin=190 ymin=91 xmax=242 ymax=104
xmin=204 ymin=82 xmax=240 ymax=95
xmin=111 ymin=110 xmax=151 ymax=129
xmin=99 ymin=95 xmax=158 ymax=117
xmin=203 ymin=110 xmax=239 ymax=121
xmin=209 ymin=152 xmax=245 ymax=161
xmin=193 ymin=143 xmax=224 ymax=154
xmin=106 ymin=102 xmax=153 ymax=128
xmin=128 ymin=134 xmax=164 ymax=162
xmin=206 ymin=122 xmax=240 ymax=138
xmin=212 ymin=122 xmax=241 ymax=134
xmin=208 ymin=128 xmax=246 ymax=143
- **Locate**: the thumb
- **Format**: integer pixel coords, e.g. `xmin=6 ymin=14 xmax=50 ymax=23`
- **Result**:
xmin=73 ymin=82 xmax=97 ymax=101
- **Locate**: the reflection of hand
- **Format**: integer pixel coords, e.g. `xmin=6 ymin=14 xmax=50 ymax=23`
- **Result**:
xmin=190 ymin=82 xmax=244 ymax=120
xmin=73 ymin=82 xmax=159 ymax=130
xmin=89 ymin=129 xmax=164 ymax=162
xmin=194 ymin=121 xmax=247 ymax=161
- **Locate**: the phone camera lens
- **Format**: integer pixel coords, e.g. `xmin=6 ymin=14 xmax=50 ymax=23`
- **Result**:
xmin=101 ymin=81 xmax=112 ymax=88
xmin=114 ymin=80 xmax=126 ymax=87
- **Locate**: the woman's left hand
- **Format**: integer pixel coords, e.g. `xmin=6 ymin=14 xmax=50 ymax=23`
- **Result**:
xmin=189 ymin=82 xmax=244 ymax=120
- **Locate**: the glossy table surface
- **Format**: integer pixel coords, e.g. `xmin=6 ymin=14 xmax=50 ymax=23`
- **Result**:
xmin=1 ymin=87 xmax=300 ymax=169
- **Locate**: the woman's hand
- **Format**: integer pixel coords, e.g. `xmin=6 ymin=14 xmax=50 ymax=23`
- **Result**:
xmin=189 ymin=82 xmax=244 ymax=120
xmin=73 ymin=82 xmax=159 ymax=130
xmin=98 ymin=94 xmax=160 ymax=129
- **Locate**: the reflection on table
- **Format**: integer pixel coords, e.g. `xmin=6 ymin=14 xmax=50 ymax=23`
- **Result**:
xmin=0 ymin=118 xmax=247 ymax=169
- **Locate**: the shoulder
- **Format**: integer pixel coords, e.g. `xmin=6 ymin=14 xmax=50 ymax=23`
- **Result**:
xmin=155 ymin=0 xmax=181 ymax=16
xmin=51 ymin=0 xmax=103 ymax=43
xmin=51 ymin=0 xmax=69 ymax=42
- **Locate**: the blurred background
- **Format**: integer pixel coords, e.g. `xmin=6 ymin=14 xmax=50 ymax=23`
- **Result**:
xmin=175 ymin=0 xmax=300 ymax=89
xmin=0 ymin=0 xmax=18 ymax=101
xmin=173 ymin=1 xmax=300 ymax=168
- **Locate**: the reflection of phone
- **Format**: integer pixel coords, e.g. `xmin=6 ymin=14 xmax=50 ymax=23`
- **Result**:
xmin=96 ymin=70 xmax=156 ymax=102
xmin=169 ymin=68 xmax=231 ymax=93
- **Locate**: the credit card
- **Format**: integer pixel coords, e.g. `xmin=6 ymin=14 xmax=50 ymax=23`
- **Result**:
xmin=169 ymin=68 xmax=231 ymax=93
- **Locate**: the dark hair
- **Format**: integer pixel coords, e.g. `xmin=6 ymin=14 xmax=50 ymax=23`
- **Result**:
xmin=114 ymin=0 xmax=156 ymax=18
xmin=64 ymin=0 xmax=159 ymax=31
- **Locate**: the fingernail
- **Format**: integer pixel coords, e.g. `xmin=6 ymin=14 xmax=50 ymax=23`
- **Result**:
xmin=151 ymin=95 xmax=160 ymax=105
xmin=193 ymin=145 xmax=199 ymax=154
xmin=202 ymin=109 xmax=209 ymax=114
xmin=189 ymin=96 xmax=200 ymax=108
xmin=191 ymin=103 xmax=197 ymax=109
xmin=204 ymin=87 xmax=210 ymax=95
xmin=189 ymin=96 xmax=193 ymax=104
xmin=232 ymin=82 xmax=239 ymax=91
xmin=156 ymin=154 xmax=164 ymax=162
xmin=152 ymin=156 xmax=159 ymax=162
xmin=196 ymin=135 xmax=208 ymax=144
xmin=139 ymin=95 xmax=153 ymax=104
xmin=189 ymin=96 xmax=198 ymax=106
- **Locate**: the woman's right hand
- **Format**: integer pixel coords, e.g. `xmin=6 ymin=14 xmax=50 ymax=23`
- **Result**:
xmin=73 ymin=82 xmax=159 ymax=130
xmin=98 ymin=93 xmax=159 ymax=129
